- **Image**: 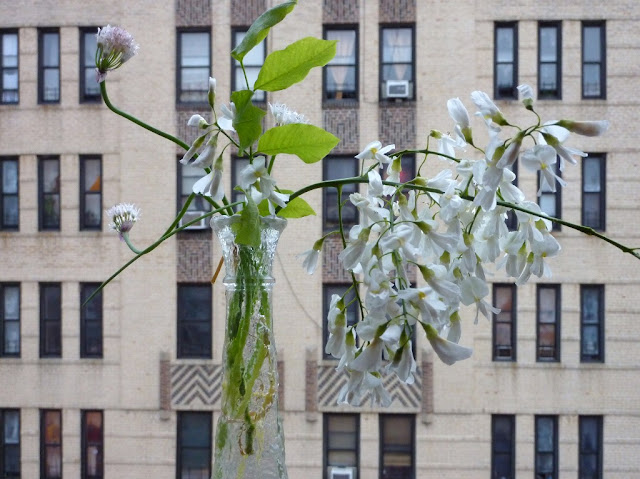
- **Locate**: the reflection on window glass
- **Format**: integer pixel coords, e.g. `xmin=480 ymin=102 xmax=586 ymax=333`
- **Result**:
xmin=233 ymin=30 xmax=265 ymax=101
xmin=324 ymin=28 xmax=357 ymax=101
xmin=179 ymin=31 xmax=210 ymax=103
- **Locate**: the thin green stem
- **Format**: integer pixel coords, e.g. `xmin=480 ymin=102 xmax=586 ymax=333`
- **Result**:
xmin=121 ymin=233 xmax=143 ymax=255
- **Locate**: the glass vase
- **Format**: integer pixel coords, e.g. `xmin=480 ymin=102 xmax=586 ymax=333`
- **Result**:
xmin=211 ymin=215 xmax=288 ymax=479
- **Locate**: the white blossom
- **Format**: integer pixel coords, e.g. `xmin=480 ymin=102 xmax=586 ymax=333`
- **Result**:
xmin=106 ymin=203 xmax=140 ymax=236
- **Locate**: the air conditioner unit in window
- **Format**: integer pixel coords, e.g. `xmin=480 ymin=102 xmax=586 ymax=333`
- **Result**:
xmin=329 ymin=466 xmax=355 ymax=479
xmin=386 ymin=80 xmax=410 ymax=99
xmin=178 ymin=211 xmax=208 ymax=230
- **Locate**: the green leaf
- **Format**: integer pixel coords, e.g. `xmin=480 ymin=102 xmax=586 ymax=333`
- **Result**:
xmin=231 ymin=0 xmax=298 ymax=63
xmin=258 ymin=124 xmax=339 ymax=164
xmin=257 ymin=190 xmax=316 ymax=219
xmin=254 ymin=37 xmax=337 ymax=92
xmin=231 ymin=90 xmax=266 ymax=152
xmin=233 ymin=195 xmax=261 ymax=247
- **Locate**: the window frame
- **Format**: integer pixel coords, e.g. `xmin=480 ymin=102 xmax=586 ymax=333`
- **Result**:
xmin=379 ymin=24 xmax=415 ymax=102
xmin=41 ymin=409 xmax=62 ymax=479
xmin=81 ymin=283 xmax=103 ymax=359
xmin=0 ymin=283 xmax=20 ymax=358
xmin=0 ymin=408 xmax=20 ymax=479
xmin=537 ymin=21 xmax=562 ymax=100
xmin=323 ymin=155 xmax=359 ymax=232
xmin=81 ymin=410 xmax=103 ymax=479
xmin=582 ymin=21 xmax=606 ymax=100
xmin=79 ymin=155 xmax=102 ymax=231
xmin=581 ymin=153 xmax=606 ymax=231
xmin=491 ymin=414 xmax=515 ymax=479
xmin=40 ymin=282 xmax=62 ymax=358
xmin=579 ymin=415 xmax=603 ymax=479
xmin=494 ymin=22 xmax=518 ymax=100
xmin=536 ymin=284 xmax=561 ymax=362
xmin=537 ymin=164 xmax=562 ymax=231
xmin=176 ymin=411 xmax=212 ymax=479
xmin=176 ymin=28 xmax=211 ymax=105
xmin=535 ymin=415 xmax=558 ymax=479
xmin=323 ymin=25 xmax=359 ymax=103
xmin=231 ymin=27 xmax=266 ymax=103
xmin=38 ymin=155 xmax=61 ymax=231
xmin=0 ymin=29 xmax=19 ymax=104
xmin=323 ymin=413 xmax=359 ymax=479
xmin=38 ymin=28 xmax=60 ymax=104
xmin=176 ymin=155 xmax=213 ymax=230
xmin=492 ymin=283 xmax=517 ymax=361
xmin=177 ymin=283 xmax=212 ymax=359
xmin=0 ymin=156 xmax=19 ymax=231
xmin=379 ymin=414 xmax=415 ymax=479
xmin=79 ymin=27 xmax=101 ymax=103
xmin=580 ymin=284 xmax=605 ymax=363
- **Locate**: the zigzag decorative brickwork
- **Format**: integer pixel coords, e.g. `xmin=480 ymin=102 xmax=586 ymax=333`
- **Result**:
xmin=176 ymin=0 xmax=212 ymax=27
xmin=323 ymin=0 xmax=359 ymax=24
xmin=323 ymin=108 xmax=359 ymax=154
xmin=177 ymin=237 xmax=213 ymax=282
xmin=171 ymin=363 xmax=222 ymax=407
xmin=379 ymin=0 xmax=416 ymax=23
xmin=379 ymin=104 xmax=416 ymax=150
xmin=175 ymin=109 xmax=199 ymax=153
xmin=315 ymin=363 xmax=422 ymax=412
xmin=322 ymin=236 xmax=353 ymax=283
xmin=231 ymin=0 xmax=267 ymax=26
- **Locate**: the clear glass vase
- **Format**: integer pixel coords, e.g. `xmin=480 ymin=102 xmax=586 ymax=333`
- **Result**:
xmin=211 ymin=215 xmax=288 ymax=479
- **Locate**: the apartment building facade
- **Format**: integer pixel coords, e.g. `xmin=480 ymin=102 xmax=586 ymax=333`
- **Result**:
xmin=0 ymin=0 xmax=639 ymax=478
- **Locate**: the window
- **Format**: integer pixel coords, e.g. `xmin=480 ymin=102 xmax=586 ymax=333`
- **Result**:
xmin=535 ymin=415 xmax=558 ymax=479
xmin=38 ymin=29 xmax=60 ymax=103
xmin=177 ymin=412 xmax=212 ymax=479
xmin=0 ymin=30 xmax=19 ymax=104
xmin=582 ymin=22 xmax=606 ymax=99
xmin=177 ymin=284 xmax=212 ymax=358
xmin=537 ymin=284 xmax=560 ymax=361
xmin=0 ymin=409 xmax=20 ymax=479
xmin=379 ymin=414 xmax=414 ymax=479
xmin=177 ymin=29 xmax=210 ymax=103
xmin=0 ymin=284 xmax=20 ymax=357
xmin=232 ymin=29 xmax=265 ymax=102
xmin=80 ymin=156 xmax=102 ymax=230
xmin=1 ymin=156 xmax=19 ymax=230
xmin=40 ymin=283 xmax=61 ymax=358
xmin=80 ymin=28 xmax=100 ymax=102
xmin=177 ymin=160 xmax=212 ymax=229
xmin=380 ymin=26 xmax=414 ymax=101
xmin=579 ymin=416 xmax=603 ymax=479
xmin=38 ymin=156 xmax=60 ymax=230
xmin=582 ymin=154 xmax=606 ymax=230
xmin=323 ymin=156 xmax=358 ymax=232
xmin=324 ymin=27 xmax=357 ymax=101
xmin=323 ymin=284 xmax=359 ymax=360
xmin=493 ymin=284 xmax=516 ymax=361
xmin=538 ymin=22 xmax=561 ymax=99
xmin=81 ymin=283 xmax=102 ymax=358
xmin=494 ymin=22 xmax=518 ymax=99
xmin=41 ymin=410 xmax=62 ymax=479
xmin=491 ymin=415 xmax=515 ymax=479
xmin=324 ymin=414 xmax=359 ymax=479
xmin=81 ymin=410 xmax=103 ymax=479
xmin=538 ymin=164 xmax=561 ymax=230
xmin=581 ymin=285 xmax=604 ymax=363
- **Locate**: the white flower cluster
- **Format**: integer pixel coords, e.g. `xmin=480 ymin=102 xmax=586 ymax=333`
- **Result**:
xmin=269 ymin=102 xmax=310 ymax=126
xmin=106 ymin=203 xmax=140 ymax=236
xmin=310 ymin=85 xmax=609 ymax=406
xmin=95 ymin=25 xmax=139 ymax=83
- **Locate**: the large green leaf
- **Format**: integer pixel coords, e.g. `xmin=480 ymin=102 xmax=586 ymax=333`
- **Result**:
xmin=258 ymin=124 xmax=339 ymax=164
xmin=231 ymin=90 xmax=266 ymax=152
xmin=233 ymin=195 xmax=261 ymax=247
xmin=254 ymin=37 xmax=337 ymax=92
xmin=257 ymin=190 xmax=316 ymax=218
xmin=231 ymin=0 xmax=297 ymax=63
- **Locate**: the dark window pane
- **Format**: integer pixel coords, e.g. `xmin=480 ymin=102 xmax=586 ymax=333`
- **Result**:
xmin=177 ymin=285 xmax=212 ymax=358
